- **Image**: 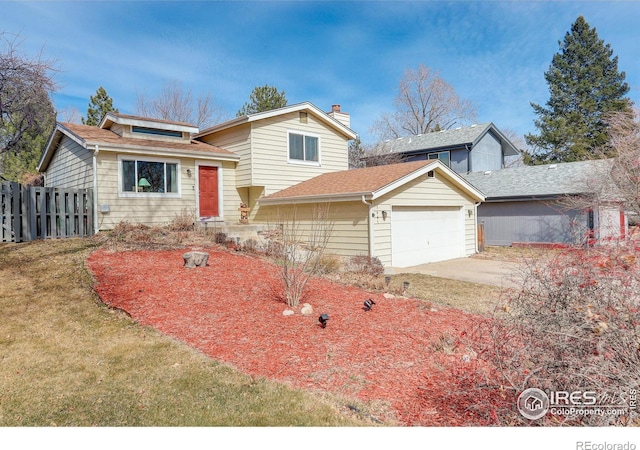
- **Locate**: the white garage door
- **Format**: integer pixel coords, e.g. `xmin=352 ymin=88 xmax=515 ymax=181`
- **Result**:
xmin=391 ymin=206 xmax=463 ymax=267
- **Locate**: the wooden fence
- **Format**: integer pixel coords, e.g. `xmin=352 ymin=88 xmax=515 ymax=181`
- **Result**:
xmin=1 ymin=181 xmax=94 ymax=243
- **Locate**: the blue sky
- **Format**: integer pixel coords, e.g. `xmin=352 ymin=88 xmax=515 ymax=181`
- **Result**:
xmin=3 ymin=1 xmax=639 ymax=146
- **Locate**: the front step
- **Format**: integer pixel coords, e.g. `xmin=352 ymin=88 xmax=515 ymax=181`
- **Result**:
xmin=197 ymin=221 xmax=270 ymax=244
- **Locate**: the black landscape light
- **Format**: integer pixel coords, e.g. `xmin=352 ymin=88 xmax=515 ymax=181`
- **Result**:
xmin=319 ymin=314 xmax=329 ymax=328
xmin=363 ymin=298 xmax=376 ymax=312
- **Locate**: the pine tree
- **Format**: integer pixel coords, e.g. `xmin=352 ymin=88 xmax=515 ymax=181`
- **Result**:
xmin=236 ymin=85 xmax=287 ymax=116
xmin=82 ymin=86 xmax=118 ymax=126
xmin=525 ymin=16 xmax=631 ymax=163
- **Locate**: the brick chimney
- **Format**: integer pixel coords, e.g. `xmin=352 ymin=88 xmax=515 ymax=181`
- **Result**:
xmin=327 ymin=104 xmax=350 ymax=128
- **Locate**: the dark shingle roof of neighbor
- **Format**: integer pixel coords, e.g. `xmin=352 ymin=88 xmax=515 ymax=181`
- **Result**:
xmin=462 ymin=159 xmax=615 ymax=200
xmin=375 ymin=122 xmax=520 ymax=156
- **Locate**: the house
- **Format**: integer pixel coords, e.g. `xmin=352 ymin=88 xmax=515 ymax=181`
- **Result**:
xmin=38 ymin=102 xmax=485 ymax=268
xmin=371 ymin=122 xmax=520 ymax=173
xmin=462 ymin=159 xmax=628 ymax=246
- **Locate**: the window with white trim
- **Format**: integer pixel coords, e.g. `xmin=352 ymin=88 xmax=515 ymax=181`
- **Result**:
xmin=288 ymin=132 xmax=319 ymax=163
xmin=428 ymin=151 xmax=451 ymax=167
xmin=120 ymin=157 xmax=179 ymax=195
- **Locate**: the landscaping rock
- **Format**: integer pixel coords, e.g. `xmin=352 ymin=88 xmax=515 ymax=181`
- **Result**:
xmin=183 ymin=251 xmax=209 ymax=268
xmin=282 ymin=309 xmax=295 ymax=316
xmin=383 ymin=293 xmax=396 ymax=299
xmin=300 ymin=303 xmax=313 ymax=315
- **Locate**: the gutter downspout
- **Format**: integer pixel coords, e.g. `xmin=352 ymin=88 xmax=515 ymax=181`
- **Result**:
xmin=93 ymin=145 xmax=99 ymax=234
xmin=361 ymin=195 xmax=374 ymax=257
xmin=474 ymin=201 xmax=481 ymax=253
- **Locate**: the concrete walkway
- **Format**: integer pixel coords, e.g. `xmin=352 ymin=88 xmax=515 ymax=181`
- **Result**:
xmin=391 ymin=256 xmax=520 ymax=288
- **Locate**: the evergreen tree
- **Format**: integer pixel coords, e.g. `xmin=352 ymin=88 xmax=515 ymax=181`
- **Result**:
xmin=525 ymin=16 xmax=631 ymax=163
xmin=237 ymin=85 xmax=287 ymax=116
xmin=82 ymin=86 xmax=118 ymax=126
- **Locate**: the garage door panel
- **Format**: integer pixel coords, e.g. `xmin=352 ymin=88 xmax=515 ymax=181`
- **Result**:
xmin=392 ymin=207 xmax=462 ymax=267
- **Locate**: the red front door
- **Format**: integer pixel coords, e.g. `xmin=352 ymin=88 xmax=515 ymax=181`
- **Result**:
xmin=199 ymin=166 xmax=219 ymax=217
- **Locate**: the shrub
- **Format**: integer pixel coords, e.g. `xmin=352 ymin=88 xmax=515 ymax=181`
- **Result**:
xmin=169 ymin=208 xmax=195 ymax=232
xmin=347 ymin=255 xmax=385 ymax=277
xmin=214 ymin=232 xmax=228 ymax=245
xmin=465 ymin=241 xmax=640 ymax=426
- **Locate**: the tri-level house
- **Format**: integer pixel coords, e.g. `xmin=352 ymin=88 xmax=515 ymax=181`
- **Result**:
xmin=38 ymin=103 xmax=485 ymax=268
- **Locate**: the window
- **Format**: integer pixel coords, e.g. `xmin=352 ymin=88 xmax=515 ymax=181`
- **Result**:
xmin=132 ymin=126 xmax=182 ymax=138
xmin=428 ymin=151 xmax=451 ymax=167
xmin=120 ymin=157 xmax=179 ymax=195
xmin=289 ymin=132 xmax=319 ymax=163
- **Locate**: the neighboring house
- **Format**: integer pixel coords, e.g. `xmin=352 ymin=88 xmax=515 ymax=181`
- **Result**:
xmin=38 ymin=102 xmax=485 ymax=267
xmin=463 ymin=159 xmax=627 ymax=246
xmin=371 ymin=122 xmax=520 ymax=173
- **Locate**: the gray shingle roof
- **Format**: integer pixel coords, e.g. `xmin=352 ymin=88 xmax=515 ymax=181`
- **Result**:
xmin=375 ymin=122 xmax=519 ymax=156
xmin=462 ymin=159 xmax=615 ymax=199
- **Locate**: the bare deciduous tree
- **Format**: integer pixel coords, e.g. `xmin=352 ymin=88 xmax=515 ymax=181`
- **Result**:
xmin=606 ymin=108 xmax=640 ymax=221
xmin=0 ymin=32 xmax=57 ymax=156
xmin=370 ymin=64 xmax=477 ymax=141
xmin=135 ymin=80 xmax=229 ymax=129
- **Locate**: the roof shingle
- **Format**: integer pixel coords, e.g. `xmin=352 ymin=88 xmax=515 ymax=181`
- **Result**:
xmin=61 ymin=122 xmax=236 ymax=155
xmin=263 ymin=160 xmax=437 ymax=200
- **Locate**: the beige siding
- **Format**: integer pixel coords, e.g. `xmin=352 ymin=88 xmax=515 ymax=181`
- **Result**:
xmin=199 ymin=114 xmax=350 ymax=195
xmin=253 ymin=202 xmax=369 ymax=257
xmin=372 ymin=172 xmax=478 ymax=266
xmin=44 ymin=136 xmax=93 ymax=189
xmin=250 ymin=112 xmax=349 ymax=195
xmin=198 ymin=124 xmax=252 ymax=187
xmin=95 ymin=153 xmax=239 ymax=230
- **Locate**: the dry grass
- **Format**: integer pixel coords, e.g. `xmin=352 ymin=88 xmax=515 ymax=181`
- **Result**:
xmin=0 ymin=238 xmax=370 ymax=426
xmin=387 ymin=273 xmax=503 ymax=316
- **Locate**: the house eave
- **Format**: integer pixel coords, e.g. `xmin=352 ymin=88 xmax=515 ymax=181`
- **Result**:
xmin=37 ymin=124 xmax=88 ymax=172
xmin=87 ymin=142 xmax=241 ymax=161
xmin=195 ymin=102 xmax=358 ymax=141
xmin=258 ymin=192 xmax=370 ymax=206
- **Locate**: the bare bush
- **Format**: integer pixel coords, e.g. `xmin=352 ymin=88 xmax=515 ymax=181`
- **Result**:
xmin=347 ymin=255 xmax=385 ymax=277
xmin=265 ymin=205 xmax=334 ymax=307
xmin=467 ymin=241 xmax=640 ymax=425
xmin=169 ymin=208 xmax=195 ymax=232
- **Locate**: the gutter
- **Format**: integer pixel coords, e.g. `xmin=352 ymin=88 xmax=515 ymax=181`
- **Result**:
xmin=361 ymin=195 xmax=374 ymax=258
xmin=93 ymin=145 xmax=99 ymax=234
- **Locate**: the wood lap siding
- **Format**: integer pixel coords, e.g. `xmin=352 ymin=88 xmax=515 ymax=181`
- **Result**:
xmin=374 ymin=172 xmax=478 ymax=265
xmin=250 ymin=113 xmax=349 ymax=195
xmin=254 ymin=202 xmax=369 ymax=257
xmin=44 ymin=136 xmax=93 ymax=189
xmin=95 ymin=153 xmax=196 ymax=230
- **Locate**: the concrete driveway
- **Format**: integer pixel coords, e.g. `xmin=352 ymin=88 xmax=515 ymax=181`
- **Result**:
xmin=391 ymin=256 xmax=520 ymax=288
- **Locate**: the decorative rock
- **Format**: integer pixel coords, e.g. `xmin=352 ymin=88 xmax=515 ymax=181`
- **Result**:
xmin=282 ymin=309 xmax=295 ymax=316
xmin=300 ymin=303 xmax=314 ymax=315
xmin=383 ymin=293 xmax=395 ymax=299
xmin=183 ymin=251 xmax=209 ymax=268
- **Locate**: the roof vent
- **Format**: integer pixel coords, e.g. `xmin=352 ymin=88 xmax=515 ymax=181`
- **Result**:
xmin=470 ymin=124 xmax=477 ymax=128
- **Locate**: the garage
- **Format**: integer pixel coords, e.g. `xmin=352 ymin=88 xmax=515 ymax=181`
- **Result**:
xmin=391 ymin=206 xmax=464 ymax=267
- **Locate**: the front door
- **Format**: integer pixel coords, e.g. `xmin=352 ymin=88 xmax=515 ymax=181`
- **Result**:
xmin=198 ymin=166 xmax=219 ymax=217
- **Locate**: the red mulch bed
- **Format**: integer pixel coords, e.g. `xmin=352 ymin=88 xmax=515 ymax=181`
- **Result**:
xmin=87 ymin=247 xmax=490 ymax=426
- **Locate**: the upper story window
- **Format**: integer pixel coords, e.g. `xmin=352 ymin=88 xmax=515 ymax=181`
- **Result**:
xmin=428 ymin=151 xmax=451 ymax=167
xmin=120 ymin=156 xmax=180 ymax=197
xmin=132 ymin=126 xmax=182 ymax=138
xmin=288 ymin=131 xmax=319 ymax=164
